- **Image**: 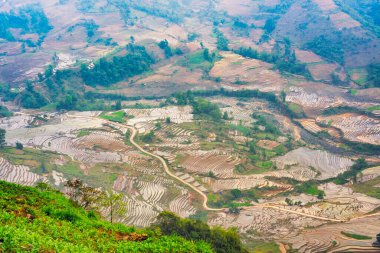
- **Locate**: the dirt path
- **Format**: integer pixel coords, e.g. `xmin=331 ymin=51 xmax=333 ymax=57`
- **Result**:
xmin=124 ymin=124 xmax=224 ymax=211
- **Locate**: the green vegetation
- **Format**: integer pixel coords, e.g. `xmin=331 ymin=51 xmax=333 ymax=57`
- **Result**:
xmin=133 ymin=4 xmax=182 ymax=23
xmin=99 ymin=110 xmax=126 ymax=123
xmin=0 ymin=181 xmax=213 ymax=252
xmin=19 ymin=82 xmax=48 ymax=109
xmin=0 ymin=4 xmax=52 ymax=46
xmin=0 ymin=128 xmax=5 ymax=148
xmin=177 ymin=50 xmax=216 ymax=71
xmin=367 ymin=105 xmax=380 ymax=112
xmin=348 ymin=68 xmax=368 ymax=86
xmin=169 ymin=88 xmax=304 ymax=119
xmin=192 ymin=98 xmax=222 ymax=121
xmin=351 ymin=176 xmax=380 ymax=199
xmin=214 ymin=28 xmax=229 ymax=51
xmin=81 ymin=44 xmax=154 ymax=87
xmin=77 ymin=129 xmax=92 ymax=138
xmin=367 ymin=105 xmax=380 ymax=111
xmin=15 ymin=142 xmax=23 ymax=150
xmin=294 ymin=182 xmax=325 ymax=198
xmin=140 ymin=131 xmax=155 ymax=143
xmin=158 ymin=39 xmax=173 ymax=58
xmin=234 ymin=46 xmax=310 ymax=78
xmin=263 ymin=18 xmax=277 ymax=35
xmin=208 ymin=189 xmax=258 ymax=209
xmin=367 ymin=64 xmax=380 ymax=88
xmin=304 ymin=35 xmax=344 ymax=65
xmin=0 ymin=83 xmax=18 ymax=103
xmin=350 ymin=89 xmax=358 ymax=95
xmin=251 ymin=241 xmax=280 ymax=253
xmin=260 ymin=0 xmax=295 ymax=14
xmin=335 ymin=158 xmax=369 ymax=185
xmin=287 ymin=103 xmax=305 ymax=117
xmin=153 ymin=211 xmax=247 ymax=253
xmin=321 ymin=106 xmax=377 ymax=118
xmin=341 ymin=231 xmax=372 ymax=240
xmin=0 ymin=105 xmax=12 ymax=118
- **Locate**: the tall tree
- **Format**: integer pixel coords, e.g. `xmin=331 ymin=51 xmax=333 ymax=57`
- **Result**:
xmin=0 ymin=128 xmax=5 ymax=148
xmin=101 ymin=191 xmax=127 ymax=223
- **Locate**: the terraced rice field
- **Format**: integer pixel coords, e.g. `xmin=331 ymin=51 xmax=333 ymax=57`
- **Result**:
xmin=0 ymin=157 xmax=42 ymax=186
xmin=180 ymin=151 xmax=240 ymax=178
xmin=209 ymin=52 xmax=286 ymax=93
xmin=273 ymin=147 xmax=353 ymax=180
xmin=126 ymin=106 xmax=194 ymax=125
xmin=317 ymin=113 xmax=380 ymax=145
xmin=287 ymin=214 xmax=380 ymax=253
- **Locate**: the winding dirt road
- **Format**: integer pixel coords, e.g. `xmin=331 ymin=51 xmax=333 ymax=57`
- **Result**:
xmin=124 ymin=124 xmax=224 ymax=211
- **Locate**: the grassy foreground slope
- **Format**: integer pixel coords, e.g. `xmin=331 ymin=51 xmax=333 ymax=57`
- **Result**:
xmin=0 ymin=181 xmax=213 ymax=253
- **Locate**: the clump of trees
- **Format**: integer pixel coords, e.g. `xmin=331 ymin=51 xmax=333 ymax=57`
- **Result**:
xmin=68 ymin=19 xmax=99 ymax=39
xmin=0 ymin=4 xmax=52 ymax=46
xmin=19 ymin=82 xmax=48 ymax=109
xmin=214 ymin=28 xmax=229 ymax=51
xmin=140 ymin=131 xmax=155 ymax=143
xmin=80 ymin=43 xmax=154 ymax=86
xmin=0 ymin=105 xmax=12 ymax=118
xmin=158 ymin=39 xmax=183 ymax=58
xmin=152 ymin=211 xmax=247 ymax=253
xmin=16 ymin=142 xmax=23 ymax=150
xmin=335 ymin=158 xmax=368 ymax=184
xmin=192 ymin=98 xmax=222 ymax=121
xmin=304 ymin=35 xmax=344 ymax=65
xmin=367 ymin=64 xmax=380 ymax=87
xmin=252 ymin=113 xmax=281 ymax=135
xmin=158 ymin=39 xmax=173 ymax=58
xmin=0 ymin=128 xmax=5 ymax=148
xmin=168 ymin=92 xmax=222 ymax=121
xmin=235 ymin=43 xmax=310 ymax=77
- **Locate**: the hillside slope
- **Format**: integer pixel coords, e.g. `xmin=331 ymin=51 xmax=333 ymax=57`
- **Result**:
xmin=0 ymin=180 xmax=214 ymax=252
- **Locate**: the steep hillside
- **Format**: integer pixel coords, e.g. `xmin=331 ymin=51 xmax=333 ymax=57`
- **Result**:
xmin=0 ymin=180 xmax=218 ymax=252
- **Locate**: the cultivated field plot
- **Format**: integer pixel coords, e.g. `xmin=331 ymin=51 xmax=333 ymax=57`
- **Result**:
xmin=209 ymin=52 xmax=286 ymax=93
xmin=125 ymin=106 xmax=194 ymax=133
xmin=295 ymin=50 xmax=324 ymax=64
xmin=317 ymin=113 xmax=380 ymax=145
xmin=287 ymin=214 xmax=380 ymax=253
xmin=307 ymin=63 xmax=339 ymax=81
xmin=273 ymin=147 xmax=353 ymax=180
xmin=210 ymin=205 xmax=327 ymax=238
xmin=285 ymin=82 xmax=380 ymax=116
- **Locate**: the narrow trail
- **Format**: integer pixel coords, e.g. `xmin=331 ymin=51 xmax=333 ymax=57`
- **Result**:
xmin=122 ymin=123 xmax=224 ymax=211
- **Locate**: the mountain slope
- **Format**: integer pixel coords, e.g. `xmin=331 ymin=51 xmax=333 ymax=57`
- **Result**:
xmin=0 ymin=180 xmax=213 ymax=252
